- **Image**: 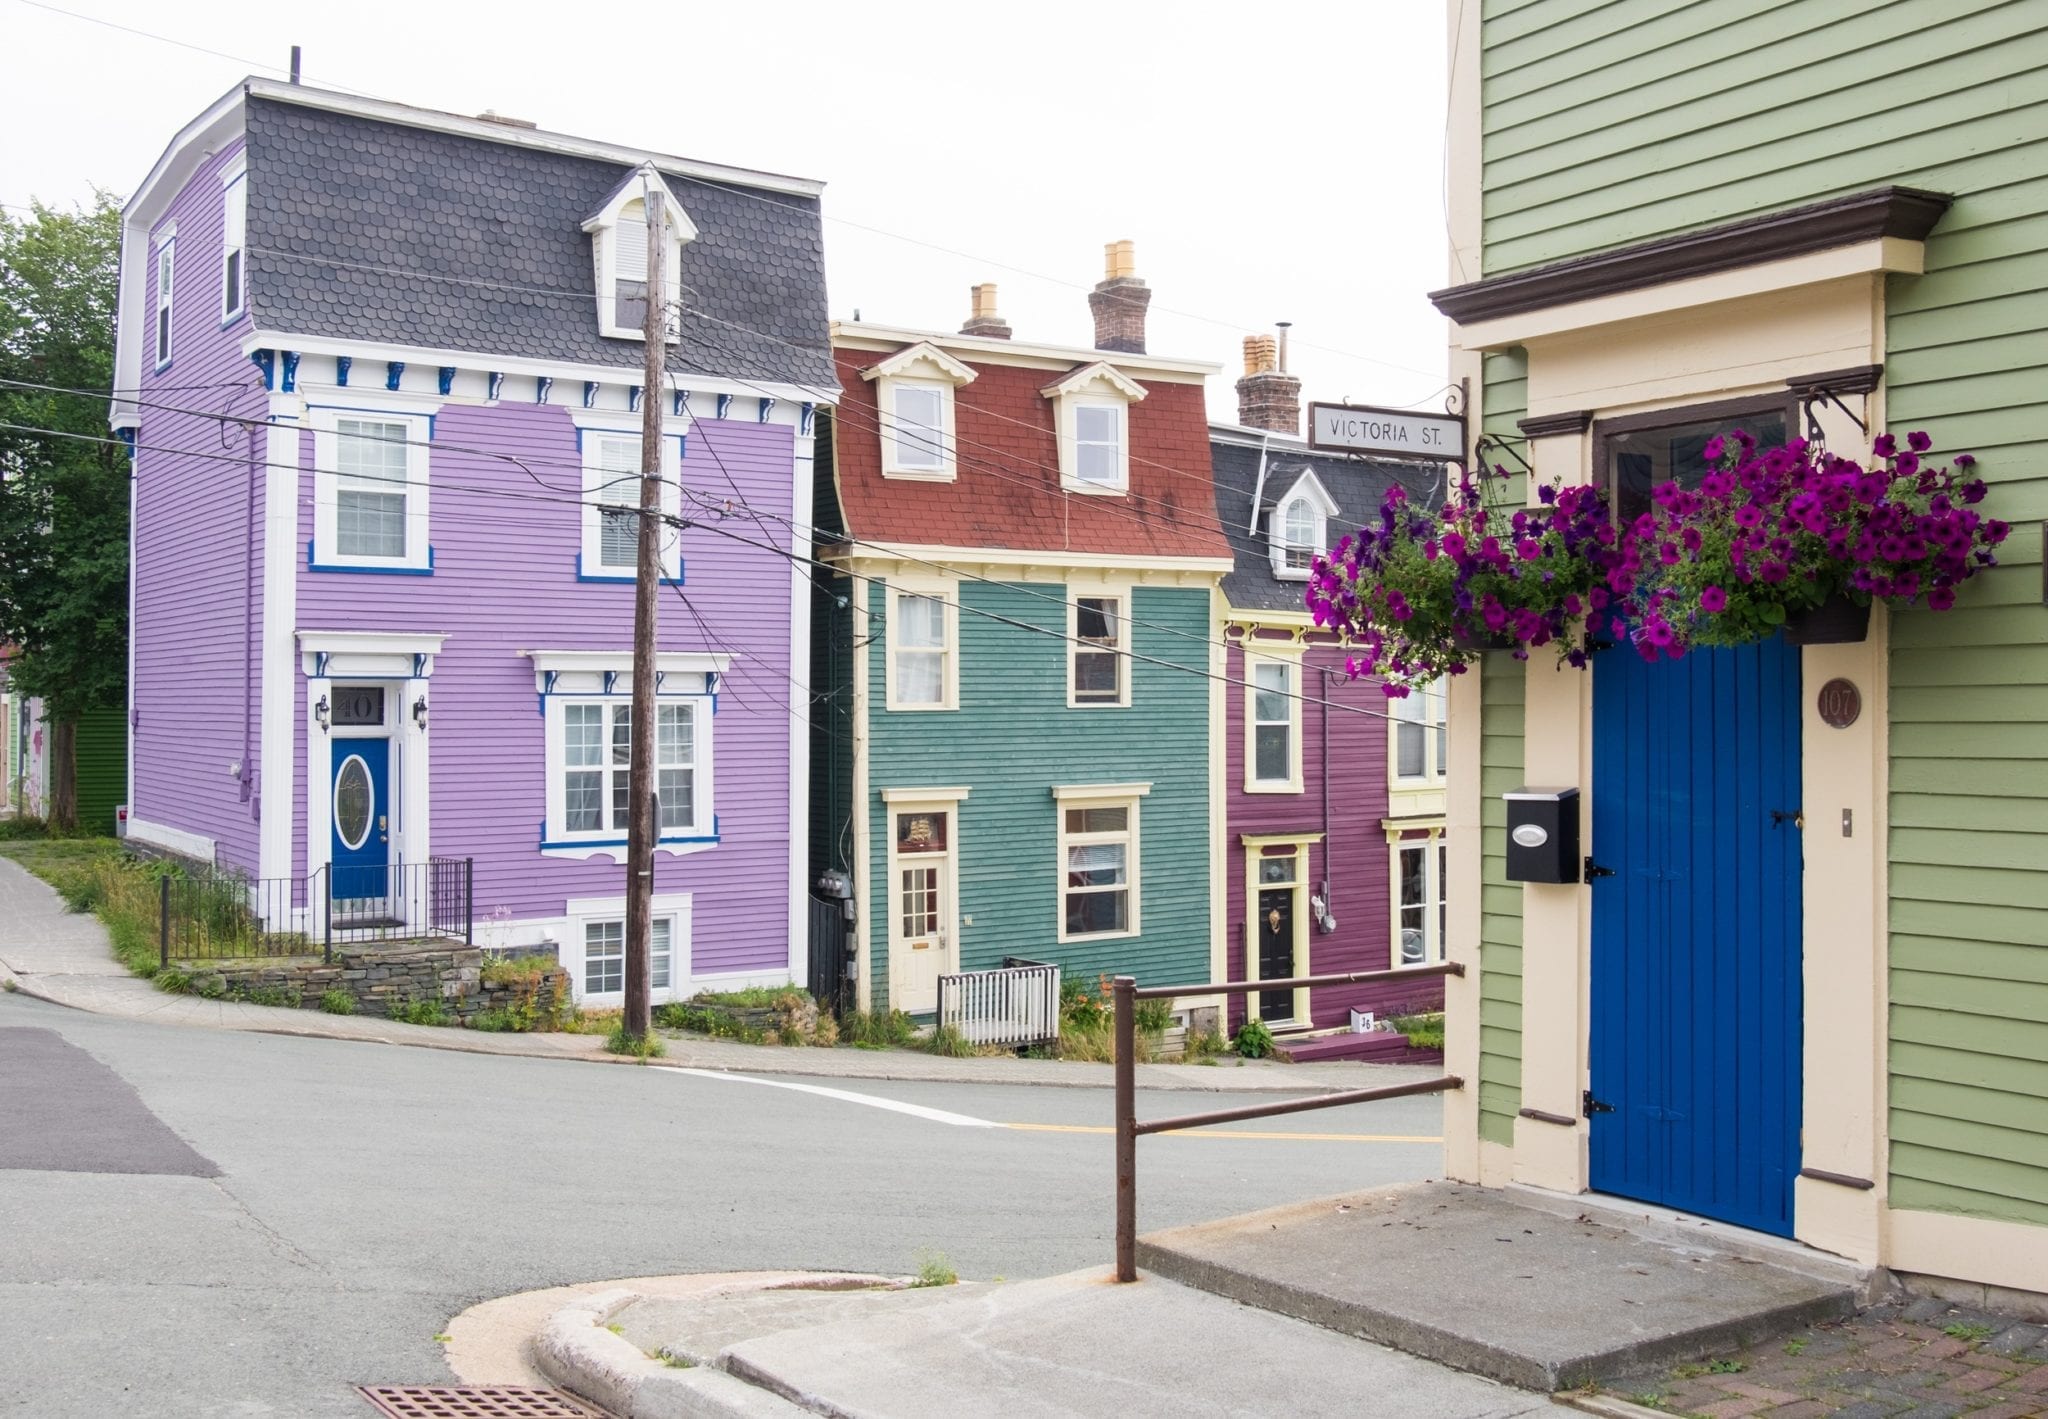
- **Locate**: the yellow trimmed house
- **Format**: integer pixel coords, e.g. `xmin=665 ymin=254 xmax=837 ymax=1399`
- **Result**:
xmin=1436 ymin=1 xmax=2047 ymax=1305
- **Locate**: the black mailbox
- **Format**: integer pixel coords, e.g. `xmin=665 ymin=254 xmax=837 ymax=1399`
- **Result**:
xmin=1504 ymin=787 xmax=1580 ymax=884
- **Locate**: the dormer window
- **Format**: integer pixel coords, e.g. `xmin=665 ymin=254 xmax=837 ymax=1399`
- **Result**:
xmin=583 ymin=166 xmax=697 ymax=343
xmin=1266 ymin=469 xmax=1338 ymax=580
xmin=860 ymin=341 xmax=977 ymax=481
xmin=1042 ymin=362 xmax=1147 ymax=494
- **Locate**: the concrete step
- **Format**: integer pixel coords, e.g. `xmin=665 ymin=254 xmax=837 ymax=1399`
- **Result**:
xmin=1135 ymin=1180 xmax=1860 ymax=1392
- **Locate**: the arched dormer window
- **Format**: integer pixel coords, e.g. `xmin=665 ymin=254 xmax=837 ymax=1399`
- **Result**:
xmin=582 ymin=165 xmax=697 ymax=342
xmin=860 ymin=341 xmax=978 ymax=481
xmin=1268 ymin=468 xmax=1337 ymax=580
xmin=1041 ymin=361 xmax=1148 ymax=494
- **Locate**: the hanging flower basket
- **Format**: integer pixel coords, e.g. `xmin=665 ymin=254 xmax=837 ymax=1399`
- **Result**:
xmin=1618 ymin=430 xmax=2008 ymax=661
xmin=1782 ymin=592 xmax=1872 ymax=646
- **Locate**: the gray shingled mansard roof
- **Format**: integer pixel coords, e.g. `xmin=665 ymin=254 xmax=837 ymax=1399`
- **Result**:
xmin=244 ymin=96 xmax=834 ymax=388
xmin=1209 ymin=422 xmax=1440 ymax=613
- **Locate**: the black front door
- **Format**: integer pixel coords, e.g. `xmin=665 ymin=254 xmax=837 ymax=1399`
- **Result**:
xmin=1258 ymin=888 xmax=1295 ymax=1021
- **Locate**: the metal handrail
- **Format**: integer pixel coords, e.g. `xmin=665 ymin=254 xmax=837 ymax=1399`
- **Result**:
xmin=1111 ymin=962 xmax=1466 ymax=1283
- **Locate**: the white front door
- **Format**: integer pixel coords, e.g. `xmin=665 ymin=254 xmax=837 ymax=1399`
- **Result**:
xmin=889 ymin=806 xmax=955 ymax=1012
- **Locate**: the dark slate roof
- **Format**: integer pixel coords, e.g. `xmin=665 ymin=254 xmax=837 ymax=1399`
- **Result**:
xmin=1209 ymin=423 xmax=1438 ymax=613
xmin=244 ymin=96 xmax=834 ymax=388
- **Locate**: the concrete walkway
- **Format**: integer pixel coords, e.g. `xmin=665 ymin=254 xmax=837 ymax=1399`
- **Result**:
xmin=0 ymin=854 xmax=1433 ymax=1094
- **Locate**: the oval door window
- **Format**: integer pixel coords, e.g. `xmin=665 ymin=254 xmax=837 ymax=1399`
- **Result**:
xmin=334 ymin=755 xmax=373 ymax=851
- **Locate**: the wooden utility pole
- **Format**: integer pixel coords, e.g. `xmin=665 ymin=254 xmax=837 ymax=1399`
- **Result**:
xmin=624 ymin=176 xmax=665 ymax=1042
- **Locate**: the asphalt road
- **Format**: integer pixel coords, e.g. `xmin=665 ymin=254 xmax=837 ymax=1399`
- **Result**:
xmin=0 ymin=990 xmax=1445 ymax=1417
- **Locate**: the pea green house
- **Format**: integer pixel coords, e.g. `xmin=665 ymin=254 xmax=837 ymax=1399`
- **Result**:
xmin=1434 ymin=1 xmax=2048 ymax=1303
xmin=809 ymin=267 xmax=1233 ymax=1018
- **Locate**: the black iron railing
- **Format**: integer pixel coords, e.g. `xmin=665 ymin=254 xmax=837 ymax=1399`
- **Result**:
xmin=1110 ymin=963 xmax=1465 ymax=1282
xmin=159 ymin=858 xmax=475 ymax=966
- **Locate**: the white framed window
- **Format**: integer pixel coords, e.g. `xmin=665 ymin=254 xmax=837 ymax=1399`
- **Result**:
xmin=153 ymin=232 xmax=175 ymax=370
xmin=1267 ymin=470 xmax=1337 ymax=580
xmin=583 ymin=175 xmax=696 ymax=343
xmin=1244 ymin=649 xmax=1304 ymax=793
xmin=1054 ymin=783 xmax=1149 ymax=943
xmin=889 ymin=381 xmax=949 ymax=474
xmin=1394 ymin=679 xmax=1448 ymax=785
xmin=563 ymin=892 xmax=692 ymax=1005
xmin=577 ymin=424 xmax=683 ymax=581
xmin=887 ymin=583 xmax=956 ymax=711
xmin=1043 ymin=361 xmax=1146 ymax=494
xmin=1393 ymin=835 xmax=1448 ymax=968
xmin=221 ymin=162 xmax=246 ymax=322
xmin=863 ymin=343 xmax=976 ymax=481
xmin=310 ymin=408 xmax=432 ymax=572
xmin=554 ymin=699 xmax=705 ymax=842
xmin=1069 ymin=591 xmax=1127 ymax=707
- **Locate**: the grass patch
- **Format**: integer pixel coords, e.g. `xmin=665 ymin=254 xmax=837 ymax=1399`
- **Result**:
xmin=319 ymin=988 xmax=356 ymax=1016
xmin=479 ymin=953 xmax=559 ymax=987
xmin=692 ymin=983 xmax=802 ymax=1008
xmin=1783 ymin=1337 xmax=1808 ymax=1356
xmin=843 ymin=1008 xmax=918 ymax=1050
xmin=1943 ymin=1321 xmax=1995 ymax=1342
xmin=909 ymin=1250 xmax=957 ymax=1288
xmin=605 ymin=1022 xmax=666 ymax=1059
xmin=387 ymin=995 xmax=453 ymax=1027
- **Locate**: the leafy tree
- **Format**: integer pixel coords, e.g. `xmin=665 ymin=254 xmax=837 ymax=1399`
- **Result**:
xmin=0 ymin=194 xmax=126 ymax=829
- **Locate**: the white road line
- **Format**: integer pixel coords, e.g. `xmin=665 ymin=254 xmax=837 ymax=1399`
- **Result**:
xmin=666 ymin=1067 xmax=1000 ymax=1128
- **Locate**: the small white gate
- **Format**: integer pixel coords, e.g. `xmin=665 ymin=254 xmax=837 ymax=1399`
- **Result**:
xmin=936 ymin=960 xmax=1061 ymax=1048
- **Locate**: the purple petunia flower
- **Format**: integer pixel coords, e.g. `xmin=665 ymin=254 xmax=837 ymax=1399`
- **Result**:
xmin=1907 ymin=431 xmax=1932 ymax=452
xmin=1700 ymin=585 xmax=1727 ymax=613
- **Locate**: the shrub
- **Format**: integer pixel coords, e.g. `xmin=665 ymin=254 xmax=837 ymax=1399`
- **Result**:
xmin=843 ymin=1008 xmax=917 ymax=1050
xmin=1234 ymin=1018 xmax=1275 ymax=1059
xmin=0 ymin=816 xmax=49 ymax=841
xmin=319 ymin=988 xmax=356 ymax=1016
xmin=388 ymin=995 xmax=451 ymax=1027
xmin=910 ymin=1250 xmax=958 ymax=1288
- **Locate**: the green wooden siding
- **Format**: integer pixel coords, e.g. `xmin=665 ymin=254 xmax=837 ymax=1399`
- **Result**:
xmin=864 ymin=579 xmax=1213 ymax=1008
xmin=1479 ymin=1 xmax=2048 ymax=1226
xmin=1476 ymin=347 xmax=1531 ymax=1147
xmin=72 ymin=707 xmax=128 ymax=837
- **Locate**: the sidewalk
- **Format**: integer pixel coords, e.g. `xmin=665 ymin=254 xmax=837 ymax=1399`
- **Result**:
xmin=0 ymin=855 xmax=1433 ymax=1094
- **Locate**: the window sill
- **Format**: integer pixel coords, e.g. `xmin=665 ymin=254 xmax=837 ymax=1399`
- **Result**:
xmin=1057 ymin=927 xmax=1141 ymax=946
xmin=1060 ymin=480 xmax=1128 ymax=496
xmin=575 ymin=554 xmax=685 ymax=585
xmin=308 ymin=541 xmax=436 ymax=576
xmin=1244 ymin=779 xmax=1305 ymax=795
xmin=1387 ymin=959 xmax=1449 ymax=974
xmin=539 ymin=832 xmax=720 ymax=862
xmin=1270 ymin=567 xmax=1313 ymax=582
xmin=884 ymin=702 xmax=957 ymax=713
xmin=881 ymin=466 xmax=958 ymax=482
xmin=1067 ymin=699 xmax=1132 ymax=710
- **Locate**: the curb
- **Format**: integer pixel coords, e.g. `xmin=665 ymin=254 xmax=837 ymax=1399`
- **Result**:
xmin=533 ymin=1287 xmax=809 ymax=1419
xmin=1553 ymin=1395 xmax=1672 ymax=1419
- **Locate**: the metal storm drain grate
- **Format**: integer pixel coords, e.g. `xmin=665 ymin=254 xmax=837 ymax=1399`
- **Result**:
xmin=357 ymin=1386 xmax=603 ymax=1418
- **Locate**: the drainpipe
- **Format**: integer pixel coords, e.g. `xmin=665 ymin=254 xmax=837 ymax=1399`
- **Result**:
xmin=1318 ymin=664 xmax=1334 ymax=931
xmin=243 ymin=424 xmax=258 ymax=806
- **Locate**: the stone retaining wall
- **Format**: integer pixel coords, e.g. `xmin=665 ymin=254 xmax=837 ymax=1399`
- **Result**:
xmin=183 ymin=945 xmax=568 ymax=1026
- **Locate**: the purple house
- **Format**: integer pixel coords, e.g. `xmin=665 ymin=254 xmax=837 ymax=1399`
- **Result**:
xmin=111 ymin=80 xmax=833 ymax=1004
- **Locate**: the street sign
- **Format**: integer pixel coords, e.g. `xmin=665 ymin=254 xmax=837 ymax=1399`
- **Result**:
xmin=1307 ymin=402 xmax=1464 ymax=462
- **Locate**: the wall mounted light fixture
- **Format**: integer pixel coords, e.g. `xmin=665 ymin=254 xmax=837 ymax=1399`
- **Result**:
xmin=314 ymin=694 xmax=330 ymax=732
xmin=412 ymin=696 xmax=429 ymax=731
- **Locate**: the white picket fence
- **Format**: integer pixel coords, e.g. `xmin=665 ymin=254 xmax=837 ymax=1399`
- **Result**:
xmin=936 ymin=960 xmax=1062 ymax=1048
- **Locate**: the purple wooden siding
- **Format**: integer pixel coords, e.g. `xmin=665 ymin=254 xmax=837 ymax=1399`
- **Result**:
xmin=293 ymin=407 xmax=796 ymax=976
xmin=1224 ymin=635 xmax=1437 ymax=1030
xmin=130 ymin=139 xmax=265 ymax=873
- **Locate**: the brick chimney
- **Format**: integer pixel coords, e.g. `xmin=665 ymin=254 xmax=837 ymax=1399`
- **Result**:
xmin=1089 ymin=240 xmax=1151 ymax=354
xmin=1235 ymin=324 xmax=1302 ymax=435
xmin=959 ymin=283 xmax=1012 ymax=340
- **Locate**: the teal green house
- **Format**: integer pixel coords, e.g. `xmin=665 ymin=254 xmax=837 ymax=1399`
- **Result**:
xmin=810 ymin=277 xmax=1233 ymax=1018
xmin=1433 ymin=1 xmax=2047 ymax=1300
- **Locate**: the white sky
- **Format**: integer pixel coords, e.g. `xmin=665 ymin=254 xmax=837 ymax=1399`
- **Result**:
xmin=0 ymin=0 xmax=1453 ymax=422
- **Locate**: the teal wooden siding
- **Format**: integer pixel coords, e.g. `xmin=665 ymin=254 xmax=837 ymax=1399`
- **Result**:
xmin=864 ymin=578 xmax=1213 ymax=1008
xmin=1479 ymin=1 xmax=2048 ymax=1226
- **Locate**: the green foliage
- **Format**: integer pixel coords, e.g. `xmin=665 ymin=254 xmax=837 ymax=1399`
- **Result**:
xmin=0 ymin=816 xmax=50 ymax=841
xmin=909 ymin=1250 xmax=958 ymax=1288
xmin=1134 ymin=998 xmax=1174 ymax=1035
xmin=388 ymin=995 xmax=452 ymax=1027
xmin=1782 ymin=1338 xmax=1808 ymax=1357
xmin=478 ymin=953 xmax=556 ymax=987
xmin=234 ymin=983 xmax=301 ymax=1009
xmin=1233 ymin=1018 xmax=1275 ymax=1059
xmin=154 ymin=966 xmax=190 ymax=994
xmin=605 ymin=1022 xmax=665 ymax=1059
xmin=1388 ymin=1012 xmax=1446 ymax=1052
xmin=926 ymin=1024 xmax=1007 ymax=1058
xmin=0 ymin=198 xmax=130 ymax=831
xmin=693 ymin=983 xmax=803 ymax=1008
xmin=843 ymin=1008 xmax=917 ymax=1050
xmin=1183 ymin=1028 xmax=1228 ymax=1063
xmin=655 ymin=1001 xmax=766 ymax=1043
xmin=0 ymin=840 xmax=161 ymax=976
xmin=319 ymin=988 xmax=356 ymax=1016
xmin=1943 ymin=1321 xmax=1994 ymax=1342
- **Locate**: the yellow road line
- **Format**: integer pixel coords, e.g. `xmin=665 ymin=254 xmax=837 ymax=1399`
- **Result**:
xmin=1003 ymin=1123 xmax=1442 ymax=1143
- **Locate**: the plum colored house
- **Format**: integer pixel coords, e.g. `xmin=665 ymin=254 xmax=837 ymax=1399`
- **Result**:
xmin=111 ymin=79 xmax=831 ymax=1003
xmin=809 ymin=260 xmax=1234 ymax=1020
xmin=1212 ymin=335 xmax=1442 ymax=1056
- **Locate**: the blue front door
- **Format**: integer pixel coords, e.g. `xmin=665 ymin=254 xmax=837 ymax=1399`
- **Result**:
xmin=331 ymin=737 xmax=391 ymax=903
xmin=1589 ymin=634 xmax=1804 ymax=1236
